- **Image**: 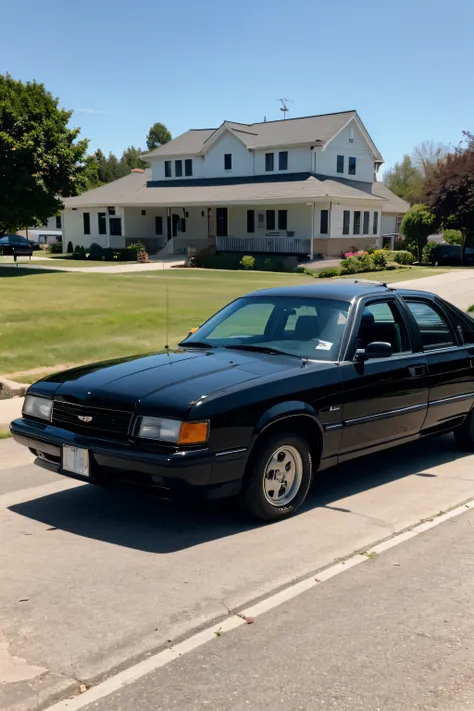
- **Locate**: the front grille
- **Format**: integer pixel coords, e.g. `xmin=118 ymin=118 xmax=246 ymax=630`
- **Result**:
xmin=51 ymin=401 xmax=133 ymax=440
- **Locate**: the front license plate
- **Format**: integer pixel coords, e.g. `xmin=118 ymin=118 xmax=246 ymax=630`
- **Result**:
xmin=63 ymin=446 xmax=90 ymax=477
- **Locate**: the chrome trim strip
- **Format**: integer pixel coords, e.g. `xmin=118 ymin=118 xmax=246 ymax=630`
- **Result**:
xmin=215 ymin=447 xmax=247 ymax=457
xmin=324 ymin=423 xmax=343 ymax=431
xmin=345 ymin=402 xmax=427 ymax=427
xmin=429 ymin=392 xmax=474 ymax=407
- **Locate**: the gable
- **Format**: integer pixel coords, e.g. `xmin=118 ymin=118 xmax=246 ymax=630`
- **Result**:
xmin=324 ymin=117 xmax=382 ymax=161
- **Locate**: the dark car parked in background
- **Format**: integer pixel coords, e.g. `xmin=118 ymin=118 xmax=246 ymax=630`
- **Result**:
xmin=10 ymin=281 xmax=474 ymax=522
xmin=0 ymin=234 xmax=34 ymax=259
xmin=431 ymin=243 xmax=462 ymax=266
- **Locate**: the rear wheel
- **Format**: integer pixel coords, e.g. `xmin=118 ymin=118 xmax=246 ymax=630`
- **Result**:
xmin=240 ymin=431 xmax=313 ymax=522
xmin=454 ymin=410 xmax=474 ymax=451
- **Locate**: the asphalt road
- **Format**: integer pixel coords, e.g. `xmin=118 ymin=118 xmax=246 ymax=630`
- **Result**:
xmin=80 ymin=507 xmax=474 ymax=711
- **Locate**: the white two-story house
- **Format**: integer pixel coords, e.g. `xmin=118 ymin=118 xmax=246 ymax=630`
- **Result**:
xmin=62 ymin=110 xmax=408 ymax=258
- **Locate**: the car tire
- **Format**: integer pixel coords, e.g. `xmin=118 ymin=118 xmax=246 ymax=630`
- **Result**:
xmin=454 ymin=410 xmax=474 ymax=451
xmin=240 ymin=431 xmax=313 ymax=522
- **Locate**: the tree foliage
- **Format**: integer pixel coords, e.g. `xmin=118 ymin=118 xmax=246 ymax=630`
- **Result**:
xmin=383 ymin=155 xmax=424 ymax=205
xmin=122 ymin=145 xmax=149 ymax=170
xmin=400 ymin=203 xmax=436 ymax=260
xmin=411 ymin=140 xmax=448 ymax=178
xmin=423 ymin=137 xmax=474 ymax=245
xmin=146 ymin=122 xmax=172 ymax=151
xmin=0 ymin=74 xmax=88 ymax=234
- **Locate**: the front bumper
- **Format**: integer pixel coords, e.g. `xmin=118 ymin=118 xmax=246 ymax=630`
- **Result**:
xmin=10 ymin=417 xmax=223 ymax=498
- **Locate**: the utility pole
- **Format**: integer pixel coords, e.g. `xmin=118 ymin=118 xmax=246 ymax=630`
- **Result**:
xmin=277 ymin=98 xmax=291 ymax=119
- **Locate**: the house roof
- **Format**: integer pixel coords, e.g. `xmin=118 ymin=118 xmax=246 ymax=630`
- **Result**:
xmin=143 ymin=111 xmax=383 ymax=160
xmin=63 ymin=171 xmax=389 ymax=209
xmin=370 ymin=181 xmax=410 ymax=214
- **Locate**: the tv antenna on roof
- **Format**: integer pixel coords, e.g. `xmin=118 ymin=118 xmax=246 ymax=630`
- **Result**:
xmin=277 ymin=98 xmax=292 ymax=119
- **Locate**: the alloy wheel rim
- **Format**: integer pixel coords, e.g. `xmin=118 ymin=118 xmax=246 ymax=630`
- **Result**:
xmin=262 ymin=445 xmax=303 ymax=507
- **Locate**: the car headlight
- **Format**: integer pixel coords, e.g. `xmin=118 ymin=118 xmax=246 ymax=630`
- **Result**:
xmin=22 ymin=395 xmax=53 ymax=421
xmin=136 ymin=417 xmax=209 ymax=445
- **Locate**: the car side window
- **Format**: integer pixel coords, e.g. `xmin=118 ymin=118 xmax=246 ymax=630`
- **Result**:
xmin=404 ymin=300 xmax=454 ymax=351
xmin=355 ymin=300 xmax=410 ymax=355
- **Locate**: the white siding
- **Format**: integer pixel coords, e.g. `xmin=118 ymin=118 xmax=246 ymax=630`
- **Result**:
xmin=315 ymin=120 xmax=375 ymax=183
xmin=123 ymin=207 xmax=167 ymax=240
xmin=381 ymin=214 xmax=398 ymax=235
xmin=253 ymin=146 xmax=311 ymax=175
xmin=329 ymin=203 xmax=381 ymax=239
xmin=228 ymin=204 xmax=312 ymax=239
xmin=150 ymin=156 xmax=204 ymax=181
xmin=312 ymin=202 xmax=332 ymax=238
xmin=204 ymin=132 xmax=253 ymax=178
xmin=63 ymin=207 xmax=124 ymax=249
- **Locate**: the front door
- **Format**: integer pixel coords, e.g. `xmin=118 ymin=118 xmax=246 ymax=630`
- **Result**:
xmin=339 ymin=297 xmax=429 ymax=460
xmin=216 ymin=208 xmax=228 ymax=237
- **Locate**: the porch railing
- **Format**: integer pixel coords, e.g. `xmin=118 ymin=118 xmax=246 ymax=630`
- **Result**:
xmin=216 ymin=235 xmax=311 ymax=255
xmin=125 ymin=237 xmax=166 ymax=254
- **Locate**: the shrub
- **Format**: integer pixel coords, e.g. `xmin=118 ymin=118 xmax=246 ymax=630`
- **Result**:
xmin=372 ymin=249 xmax=389 ymax=269
xmin=48 ymin=241 xmax=63 ymax=254
xmin=127 ymin=241 xmax=146 ymax=253
xmin=73 ymin=245 xmax=86 ymax=260
xmin=67 ymin=241 xmax=74 ymax=254
xmin=340 ymin=256 xmax=362 ymax=274
xmin=240 ymin=255 xmax=255 ymax=270
xmin=422 ymin=241 xmax=438 ymax=264
xmin=443 ymin=229 xmax=463 ymax=245
xmin=89 ymin=242 xmax=105 ymax=260
xmin=294 ymin=266 xmax=306 ymax=274
xmin=467 ymin=305 xmax=474 ymax=313
xmin=391 ymin=250 xmax=415 ymax=265
xmin=318 ymin=267 xmax=341 ymax=278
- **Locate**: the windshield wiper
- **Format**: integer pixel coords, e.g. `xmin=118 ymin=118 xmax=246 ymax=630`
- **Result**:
xmin=179 ymin=341 xmax=216 ymax=349
xmin=223 ymin=344 xmax=290 ymax=355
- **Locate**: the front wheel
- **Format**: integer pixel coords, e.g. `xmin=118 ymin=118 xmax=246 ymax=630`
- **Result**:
xmin=240 ymin=431 xmax=313 ymax=522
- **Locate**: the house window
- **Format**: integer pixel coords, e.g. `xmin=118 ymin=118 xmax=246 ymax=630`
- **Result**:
xmin=185 ymin=159 xmax=193 ymax=176
xmin=107 ymin=206 xmax=115 ymax=215
xmin=83 ymin=212 xmax=90 ymax=235
xmin=247 ymin=210 xmax=255 ymax=233
xmin=175 ymin=160 xmax=183 ymax=177
xmin=98 ymin=212 xmax=106 ymax=235
xmin=320 ymin=209 xmax=329 ymax=234
xmin=373 ymin=211 xmax=379 ymax=234
xmin=109 ymin=217 xmax=122 ymax=236
xmin=56 ymin=215 xmax=61 ymax=229
xmin=353 ymin=211 xmax=361 ymax=235
xmin=343 ymin=210 xmax=350 ymax=235
xmin=257 ymin=211 xmax=265 ymax=228
xmin=180 ymin=218 xmax=186 ymax=232
xmin=266 ymin=210 xmax=276 ymax=230
xmin=155 ymin=216 xmax=163 ymax=235
xmin=279 ymin=151 xmax=288 ymax=170
xmin=337 ymin=155 xmax=344 ymax=173
xmin=363 ymin=211 xmax=370 ymax=235
xmin=224 ymin=153 xmax=232 ymax=170
xmin=278 ymin=210 xmax=288 ymax=230
xmin=164 ymin=161 xmax=171 ymax=178
xmin=349 ymin=157 xmax=356 ymax=175
xmin=265 ymin=153 xmax=274 ymax=172
xmin=141 ymin=209 xmax=146 ymax=216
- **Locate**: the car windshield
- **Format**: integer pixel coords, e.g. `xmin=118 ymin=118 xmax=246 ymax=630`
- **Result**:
xmin=182 ymin=296 xmax=350 ymax=361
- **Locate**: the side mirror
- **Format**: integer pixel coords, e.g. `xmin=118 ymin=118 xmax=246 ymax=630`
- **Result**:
xmin=355 ymin=341 xmax=392 ymax=362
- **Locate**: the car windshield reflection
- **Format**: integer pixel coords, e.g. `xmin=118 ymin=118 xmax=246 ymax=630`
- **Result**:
xmin=181 ymin=296 xmax=350 ymax=361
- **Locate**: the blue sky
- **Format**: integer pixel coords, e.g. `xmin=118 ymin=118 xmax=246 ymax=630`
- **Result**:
xmin=1 ymin=0 xmax=472 ymax=174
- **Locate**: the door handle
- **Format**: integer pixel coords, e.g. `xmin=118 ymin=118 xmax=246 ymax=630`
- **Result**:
xmin=409 ymin=365 xmax=427 ymax=377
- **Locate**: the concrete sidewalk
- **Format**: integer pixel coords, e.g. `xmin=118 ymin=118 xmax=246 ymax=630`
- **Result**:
xmin=81 ymin=507 xmax=474 ymax=711
xmin=0 ymin=397 xmax=23 ymax=428
xmin=0 ymin=257 xmax=185 ymax=274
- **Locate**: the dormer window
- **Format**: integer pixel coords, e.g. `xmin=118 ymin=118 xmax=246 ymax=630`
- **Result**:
xmin=224 ymin=153 xmax=232 ymax=170
xmin=165 ymin=161 xmax=172 ymax=178
xmin=175 ymin=160 xmax=183 ymax=177
xmin=278 ymin=151 xmax=288 ymax=170
xmin=265 ymin=153 xmax=274 ymax=172
xmin=349 ymin=157 xmax=356 ymax=175
xmin=337 ymin=155 xmax=344 ymax=173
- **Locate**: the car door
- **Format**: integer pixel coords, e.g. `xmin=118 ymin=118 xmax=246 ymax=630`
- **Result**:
xmin=338 ymin=296 xmax=429 ymax=460
xmin=403 ymin=297 xmax=474 ymax=432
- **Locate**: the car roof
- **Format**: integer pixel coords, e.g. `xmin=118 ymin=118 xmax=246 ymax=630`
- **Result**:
xmin=250 ymin=280 xmax=437 ymax=302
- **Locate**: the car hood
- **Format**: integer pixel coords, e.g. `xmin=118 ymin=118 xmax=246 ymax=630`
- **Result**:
xmin=31 ymin=349 xmax=307 ymax=418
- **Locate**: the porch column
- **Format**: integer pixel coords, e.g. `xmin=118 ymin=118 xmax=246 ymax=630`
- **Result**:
xmin=306 ymin=203 xmax=315 ymax=259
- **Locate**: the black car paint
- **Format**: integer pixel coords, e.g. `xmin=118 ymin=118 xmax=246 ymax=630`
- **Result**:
xmin=0 ymin=235 xmax=33 ymax=258
xmin=10 ymin=282 xmax=474 ymax=500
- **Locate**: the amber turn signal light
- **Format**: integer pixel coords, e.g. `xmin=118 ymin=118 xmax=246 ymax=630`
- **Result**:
xmin=178 ymin=421 xmax=209 ymax=445
xmin=188 ymin=327 xmax=199 ymax=335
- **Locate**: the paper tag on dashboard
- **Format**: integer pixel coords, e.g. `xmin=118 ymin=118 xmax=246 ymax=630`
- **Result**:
xmin=315 ymin=340 xmax=333 ymax=351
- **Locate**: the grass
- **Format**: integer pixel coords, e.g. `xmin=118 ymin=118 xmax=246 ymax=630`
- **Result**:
xmin=0 ymin=268 xmax=315 ymax=381
xmin=338 ymin=266 xmax=449 ymax=283
xmin=0 ymin=264 xmax=453 ymax=383
xmin=0 ymin=429 xmax=12 ymax=440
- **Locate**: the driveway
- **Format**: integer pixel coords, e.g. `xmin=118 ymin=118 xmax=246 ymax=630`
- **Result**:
xmin=394 ymin=269 xmax=474 ymax=310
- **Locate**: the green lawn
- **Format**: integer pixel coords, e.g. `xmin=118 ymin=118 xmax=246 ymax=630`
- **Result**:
xmin=0 ymin=429 xmax=12 ymax=440
xmin=0 ymin=265 xmax=451 ymax=383
xmin=339 ymin=266 xmax=449 ymax=283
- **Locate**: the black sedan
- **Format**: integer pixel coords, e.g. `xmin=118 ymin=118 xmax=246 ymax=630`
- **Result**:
xmin=10 ymin=281 xmax=474 ymax=521
xmin=0 ymin=234 xmax=33 ymax=259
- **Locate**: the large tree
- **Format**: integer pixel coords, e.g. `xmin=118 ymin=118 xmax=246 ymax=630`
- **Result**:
xmin=423 ymin=138 xmax=474 ymax=246
xmin=383 ymin=155 xmax=424 ymax=205
xmin=0 ymin=74 xmax=88 ymax=235
xmin=411 ymin=140 xmax=448 ymax=179
xmin=146 ymin=122 xmax=172 ymax=151
xmin=400 ymin=203 xmax=436 ymax=261
xmin=121 ymin=145 xmax=149 ymax=170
